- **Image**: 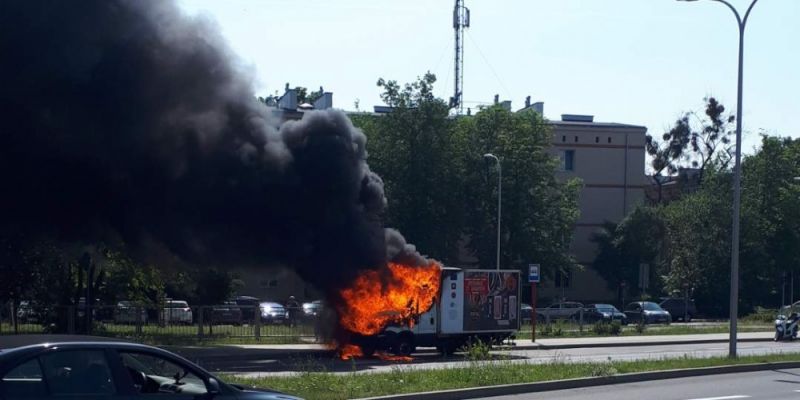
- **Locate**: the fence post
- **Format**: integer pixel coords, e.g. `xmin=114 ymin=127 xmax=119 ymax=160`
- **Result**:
xmin=67 ymin=306 xmax=75 ymax=334
xmin=579 ymin=309 xmax=584 ymax=333
xmin=135 ymin=306 xmax=143 ymax=335
xmin=254 ymin=306 xmax=261 ymax=341
xmin=197 ymin=307 xmax=204 ymax=339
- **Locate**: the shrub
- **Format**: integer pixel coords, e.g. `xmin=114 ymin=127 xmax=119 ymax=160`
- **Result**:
xmin=592 ymin=322 xmax=611 ymax=335
xmin=609 ymin=320 xmax=622 ymax=335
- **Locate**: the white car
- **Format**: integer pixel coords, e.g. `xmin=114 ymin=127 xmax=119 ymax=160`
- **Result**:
xmin=160 ymin=300 xmax=193 ymax=325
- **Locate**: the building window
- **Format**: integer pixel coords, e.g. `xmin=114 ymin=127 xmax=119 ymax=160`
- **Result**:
xmin=562 ymin=135 xmax=566 ymax=142
xmin=555 ymin=270 xmax=572 ymax=288
xmin=608 ymin=137 xmax=612 ymax=143
xmin=574 ymin=136 xmax=578 ymax=143
xmin=560 ymin=150 xmax=575 ymax=171
xmin=595 ymin=136 xmax=599 ymax=143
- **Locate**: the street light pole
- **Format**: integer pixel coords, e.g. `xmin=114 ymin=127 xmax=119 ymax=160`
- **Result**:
xmin=484 ymin=153 xmax=502 ymax=271
xmin=679 ymin=0 xmax=759 ymax=358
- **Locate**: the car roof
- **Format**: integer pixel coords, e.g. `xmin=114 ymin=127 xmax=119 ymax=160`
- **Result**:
xmin=0 ymin=335 xmax=129 ymax=351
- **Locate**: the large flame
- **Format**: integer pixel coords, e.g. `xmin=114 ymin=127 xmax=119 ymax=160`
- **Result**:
xmin=338 ymin=261 xmax=442 ymax=336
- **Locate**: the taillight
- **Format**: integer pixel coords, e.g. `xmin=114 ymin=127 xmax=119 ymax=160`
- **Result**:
xmin=184 ymin=308 xmax=190 ymax=312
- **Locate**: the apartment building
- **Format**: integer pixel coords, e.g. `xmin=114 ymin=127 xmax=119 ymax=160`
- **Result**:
xmin=539 ymin=113 xmax=648 ymax=302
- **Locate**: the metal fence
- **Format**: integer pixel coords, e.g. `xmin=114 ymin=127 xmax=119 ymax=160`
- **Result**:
xmin=0 ymin=303 xmax=317 ymax=341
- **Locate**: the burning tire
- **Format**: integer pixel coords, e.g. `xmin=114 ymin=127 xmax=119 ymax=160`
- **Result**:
xmin=392 ymin=333 xmax=415 ymax=356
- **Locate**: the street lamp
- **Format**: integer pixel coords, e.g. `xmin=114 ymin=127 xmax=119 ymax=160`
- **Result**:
xmin=678 ymin=0 xmax=760 ymax=358
xmin=484 ymin=153 xmax=501 ymax=271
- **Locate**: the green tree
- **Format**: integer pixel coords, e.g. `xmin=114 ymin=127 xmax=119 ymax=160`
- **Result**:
xmin=591 ymin=207 xmax=664 ymax=305
xmin=646 ymin=97 xmax=735 ymax=203
xmin=357 ymin=73 xmax=465 ymax=263
xmin=458 ymin=105 xmax=581 ymax=277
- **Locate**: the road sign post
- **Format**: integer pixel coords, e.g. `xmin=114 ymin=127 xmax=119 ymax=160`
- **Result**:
xmin=528 ymin=264 xmax=540 ymax=342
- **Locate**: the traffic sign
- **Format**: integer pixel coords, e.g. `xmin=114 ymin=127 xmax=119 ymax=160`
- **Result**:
xmin=528 ymin=264 xmax=540 ymax=283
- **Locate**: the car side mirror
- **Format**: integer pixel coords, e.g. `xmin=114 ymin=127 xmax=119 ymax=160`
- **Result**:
xmin=207 ymin=377 xmax=221 ymax=396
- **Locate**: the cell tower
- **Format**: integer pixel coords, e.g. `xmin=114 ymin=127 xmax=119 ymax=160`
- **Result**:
xmin=450 ymin=0 xmax=469 ymax=115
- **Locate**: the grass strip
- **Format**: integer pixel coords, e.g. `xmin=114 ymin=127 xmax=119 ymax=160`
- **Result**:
xmin=226 ymin=352 xmax=800 ymax=400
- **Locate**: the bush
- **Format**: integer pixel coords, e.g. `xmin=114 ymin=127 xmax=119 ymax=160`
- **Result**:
xmin=592 ymin=322 xmax=611 ymax=335
xmin=591 ymin=321 xmax=623 ymax=336
xmin=741 ymin=307 xmax=777 ymax=323
xmin=634 ymin=319 xmax=647 ymax=334
xmin=609 ymin=320 xmax=622 ymax=335
xmin=460 ymin=338 xmax=492 ymax=361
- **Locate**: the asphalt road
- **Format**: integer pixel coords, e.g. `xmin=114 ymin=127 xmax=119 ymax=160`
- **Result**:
xmin=197 ymin=340 xmax=800 ymax=377
xmin=483 ymin=368 xmax=800 ymax=400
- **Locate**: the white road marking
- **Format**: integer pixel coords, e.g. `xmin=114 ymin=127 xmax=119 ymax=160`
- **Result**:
xmin=685 ymin=396 xmax=750 ymax=400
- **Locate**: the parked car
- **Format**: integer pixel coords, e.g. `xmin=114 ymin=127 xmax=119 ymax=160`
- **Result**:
xmin=114 ymin=301 xmax=148 ymax=324
xmin=624 ymin=301 xmax=671 ymax=324
xmin=211 ymin=301 xmax=243 ymax=325
xmin=259 ymin=302 xmax=288 ymax=324
xmin=520 ymin=303 xmax=533 ymax=323
xmin=584 ymin=304 xmax=628 ymax=325
xmin=659 ymin=297 xmax=697 ymax=322
xmin=536 ymin=301 xmax=584 ymax=322
xmin=234 ymin=295 xmax=261 ymax=322
xmin=160 ymin=300 xmax=193 ymax=325
xmin=0 ymin=335 xmax=302 ymax=399
xmin=301 ymin=300 xmax=324 ymax=320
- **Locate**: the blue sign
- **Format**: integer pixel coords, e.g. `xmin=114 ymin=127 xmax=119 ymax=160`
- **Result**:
xmin=528 ymin=264 xmax=540 ymax=283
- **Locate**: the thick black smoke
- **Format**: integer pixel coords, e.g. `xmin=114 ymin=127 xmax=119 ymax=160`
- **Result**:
xmin=0 ymin=0 xmax=425 ymax=296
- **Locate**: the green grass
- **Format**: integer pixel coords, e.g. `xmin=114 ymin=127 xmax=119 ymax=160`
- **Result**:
xmin=226 ymin=353 xmax=800 ymax=400
xmin=514 ymin=321 xmax=771 ymax=339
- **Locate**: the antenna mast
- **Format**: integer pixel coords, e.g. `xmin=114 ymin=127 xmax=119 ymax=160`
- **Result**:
xmin=450 ymin=0 xmax=469 ymax=115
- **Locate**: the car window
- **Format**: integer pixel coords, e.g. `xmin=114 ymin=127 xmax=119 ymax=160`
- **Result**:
xmin=39 ymin=350 xmax=115 ymax=395
xmin=2 ymin=358 xmax=47 ymax=397
xmin=643 ymin=302 xmax=662 ymax=311
xmin=119 ymin=352 xmax=207 ymax=396
xmin=626 ymin=304 xmax=640 ymax=311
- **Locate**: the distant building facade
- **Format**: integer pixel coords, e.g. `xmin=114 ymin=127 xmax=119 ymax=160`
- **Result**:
xmin=535 ymin=109 xmax=648 ymax=303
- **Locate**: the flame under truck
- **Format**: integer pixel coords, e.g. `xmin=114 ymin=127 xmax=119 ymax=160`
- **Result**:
xmin=355 ymin=267 xmax=521 ymax=356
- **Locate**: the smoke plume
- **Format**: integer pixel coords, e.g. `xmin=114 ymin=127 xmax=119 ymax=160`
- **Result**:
xmin=0 ymin=0 xmax=425 ymax=296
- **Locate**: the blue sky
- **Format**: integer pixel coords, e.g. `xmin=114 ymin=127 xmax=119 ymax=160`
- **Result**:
xmin=178 ymin=0 xmax=797 ymax=153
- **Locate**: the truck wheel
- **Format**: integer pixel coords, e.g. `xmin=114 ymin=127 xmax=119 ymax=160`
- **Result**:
xmin=393 ymin=334 xmax=415 ymax=356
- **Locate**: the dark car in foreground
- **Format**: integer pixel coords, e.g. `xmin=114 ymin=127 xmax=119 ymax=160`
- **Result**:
xmin=0 ymin=335 xmax=302 ymax=399
xmin=584 ymin=304 xmax=628 ymax=325
xmin=624 ymin=301 xmax=671 ymax=324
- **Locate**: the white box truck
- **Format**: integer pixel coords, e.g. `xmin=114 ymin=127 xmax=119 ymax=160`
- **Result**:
xmin=353 ymin=267 xmax=521 ymax=356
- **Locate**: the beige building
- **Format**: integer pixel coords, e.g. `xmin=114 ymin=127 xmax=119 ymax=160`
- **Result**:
xmin=537 ymin=113 xmax=648 ymax=303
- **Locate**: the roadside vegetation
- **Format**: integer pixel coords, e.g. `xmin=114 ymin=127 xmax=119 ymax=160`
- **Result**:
xmin=227 ymin=353 xmax=800 ymax=400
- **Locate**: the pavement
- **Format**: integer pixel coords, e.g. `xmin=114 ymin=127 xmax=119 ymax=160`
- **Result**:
xmin=481 ymin=368 xmax=800 ymax=400
xmin=170 ymin=331 xmax=776 ymax=361
xmin=164 ymin=331 xmax=799 ymax=377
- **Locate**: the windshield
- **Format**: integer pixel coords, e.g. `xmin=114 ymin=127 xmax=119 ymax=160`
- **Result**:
xmin=643 ymin=302 xmax=663 ymax=311
xmin=594 ymin=304 xmax=616 ymax=312
xmin=167 ymin=301 xmax=188 ymax=308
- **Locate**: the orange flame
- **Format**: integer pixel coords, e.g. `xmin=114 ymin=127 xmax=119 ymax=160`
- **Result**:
xmin=339 ymin=344 xmax=363 ymax=360
xmin=375 ymin=351 xmax=413 ymax=362
xmin=338 ymin=261 xmax=442 ymax=336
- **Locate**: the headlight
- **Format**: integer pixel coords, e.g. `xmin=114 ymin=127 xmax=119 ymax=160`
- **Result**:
xmin=602 ymin=312 xmax=611 ymax=317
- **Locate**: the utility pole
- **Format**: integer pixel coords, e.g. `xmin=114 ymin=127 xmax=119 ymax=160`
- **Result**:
xmin=450 ymin=0 xmax=469 ymax=114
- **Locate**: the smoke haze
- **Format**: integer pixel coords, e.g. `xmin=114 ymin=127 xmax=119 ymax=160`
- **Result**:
xmin=0 ymin=0 xmax=424 ymax=296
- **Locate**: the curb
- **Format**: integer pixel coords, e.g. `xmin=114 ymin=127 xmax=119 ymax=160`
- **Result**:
xmin=515 ymin=336 xmax=772 ymax=350
xmin=355 ymin=361 xmax=800 ymax=400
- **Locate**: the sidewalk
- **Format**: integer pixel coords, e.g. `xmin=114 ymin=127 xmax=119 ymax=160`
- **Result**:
xmin=167 ymin=331 xmax=774 ymax=361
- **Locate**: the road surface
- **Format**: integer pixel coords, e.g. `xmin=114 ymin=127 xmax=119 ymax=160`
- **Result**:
xmin=192 ymin=338 xmax=800 ymax=377
xmin=483 ymin=368 xmax=800 ymax=400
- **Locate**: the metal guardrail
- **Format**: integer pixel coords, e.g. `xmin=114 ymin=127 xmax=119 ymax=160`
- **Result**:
xmin=0 ymin=303 xmax=318 ymax=341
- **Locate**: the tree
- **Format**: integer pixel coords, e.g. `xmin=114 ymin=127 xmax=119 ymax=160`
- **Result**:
xmin=357 ymin=73 xmax=465 ymax=264
xmin=591 ymin=207 xmax=664 ymax=305
xmin=457 ymin=105 xmax=581 ymax=278
xmin=646 ymin=97 xmax=735 ymax=203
